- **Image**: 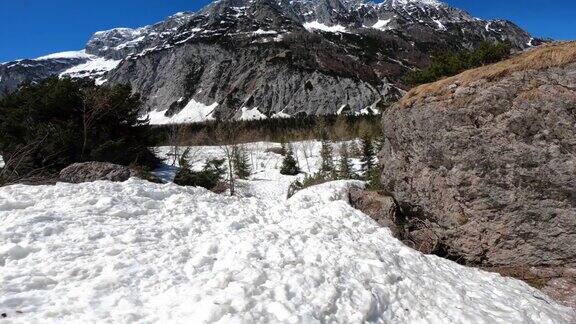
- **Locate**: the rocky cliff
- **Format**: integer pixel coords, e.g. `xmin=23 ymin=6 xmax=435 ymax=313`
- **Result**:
xmin=379 ymin=42 xmax=576 ymax=306
xmin=1 ymin=0 xmax=540 ymax=122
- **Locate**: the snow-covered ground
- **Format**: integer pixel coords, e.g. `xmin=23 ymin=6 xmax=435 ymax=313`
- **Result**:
xmin=1 ymin=141 xmax=574 ymax=323
xmin=153 ymin=141 xmax=355 ymax=189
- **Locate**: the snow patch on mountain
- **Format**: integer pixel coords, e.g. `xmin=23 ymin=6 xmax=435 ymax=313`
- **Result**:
xmin=93 ymin=27 xmax=145 ymax=40
xmin=271 ymin=111 xmax=291 ymax=119
xmin=304 ymin=21 xmax=347 ymax=33
xmin=389 ymin=0 xmax=445 ymax=9
xmin=35 ymin=50 xmax=91 ymax=60
xmin=252 ymin=29 xmax=278 ymax=36
xmin=59 ymin=57 xmax=121 ymax=80
xmin=114 ymin=36 xmax=147 ymax=50
xmin=433 ymin=18 xmax=447 ymax=30
xmin=147 ymin=99 xmax=218 ymax=125
xmin=372 ymin=19 xmax=392 ymax=30
xmin=239 ymin=107 xmax=267 ymax=120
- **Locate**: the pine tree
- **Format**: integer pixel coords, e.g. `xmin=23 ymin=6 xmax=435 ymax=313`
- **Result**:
xmin=373 ymin=130 xmax=386 ymax=153
xmin=280 ymin=144 xmax=300 ymax=175
xmin=320 ymin=139 xmax=335 ymax=176
xmin=360 ymin=135 xmax=375 ymax=175
xmin=174 ymin=158 xmax=225 ymax=190
xmin=233 ymin=145 xmax=251 ymax=179
xmin=279 ymin=141 xmax=287 ymax=156
xmin=178 ymin=147 xmax=192 ymax=170
xmin=0 ymin=78 xmax=159 ymax=181
xmin=338 ymin=143 xmax=354 ymax=179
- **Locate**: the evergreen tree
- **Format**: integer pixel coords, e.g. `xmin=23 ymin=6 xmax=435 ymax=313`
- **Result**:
xmin=233 ymin=145 xmax=251 ymax=179
xmin=178 ymin=147 xmax=192 ymax=170
xmin=360 ymin=135 xmax=375 ymax=175
xmin=365 ymin=166 xmax=383 ymax=191
xmin=373 ymin=129 xmax=386 ymax=153
xmin=404 ymin=42 xmax=511 ymax=86
xmin=280 ymin=145 xmax=300 ymax=175
xmin=338 ymin=143 xmax=354 ymax=179
xmin=320 ymin=139 xmax=335 ymax=176
xmin=0 ymin=77 xmax=158 ymax=183
xmin=174 ymin=158 xmax=225 ymax=190
xmin=279 ymin=141 xmax=287 ymax=156
xmin=203 ymin=158 xmax=226 ymax=178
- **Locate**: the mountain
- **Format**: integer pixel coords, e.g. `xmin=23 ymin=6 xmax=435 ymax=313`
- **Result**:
xmin=0 ymin=0 xmax=541 ymax=123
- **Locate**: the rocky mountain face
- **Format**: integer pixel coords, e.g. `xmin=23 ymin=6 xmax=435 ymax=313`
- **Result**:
xmin=0 ymin=54 xmax=91 ymax=95
xmin=377 ymin=42 xmax=576 ymax=307
xmin=1 ymin=0 xmax=539 ymax=122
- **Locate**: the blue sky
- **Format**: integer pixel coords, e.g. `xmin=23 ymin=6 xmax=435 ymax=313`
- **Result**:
xmin=1 ymin=0 xmax=574 ymax=62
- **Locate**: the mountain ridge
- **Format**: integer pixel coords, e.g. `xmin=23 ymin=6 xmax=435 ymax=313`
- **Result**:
xmin=0 ymin=0 xmax=543 ymax=122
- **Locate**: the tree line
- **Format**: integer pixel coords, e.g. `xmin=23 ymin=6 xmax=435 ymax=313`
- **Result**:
xmin=404 ymin=42 xmax=511 ymax=86
xmin=153 ymin=113 xmax=383 ymax=146
xmin=0 ymin=77 xmax=158 ymax=185
xmin=0 ymin=77 xmax=384 ymax=192
xmin=282 ymin=133 xmax=382 ymax=198
xmin=165 ymin=114 xmax=385 ymax=196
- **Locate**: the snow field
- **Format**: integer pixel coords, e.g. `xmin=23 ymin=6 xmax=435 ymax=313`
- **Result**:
xmin=0 ymin=141 xmax=574 ymax=323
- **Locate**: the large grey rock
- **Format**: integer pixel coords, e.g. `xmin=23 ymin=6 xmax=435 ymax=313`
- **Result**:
xmin=59 ymin=162 xmax=131 ymax=183
xmin=379 ymin=55 xmax=576 ymax=269
xmin=378 ymin=46 xmax=576 ymax=306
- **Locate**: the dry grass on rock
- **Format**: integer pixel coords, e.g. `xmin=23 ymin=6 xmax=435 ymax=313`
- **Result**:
xmin=400 ymin=42 xmax=576 ymax=108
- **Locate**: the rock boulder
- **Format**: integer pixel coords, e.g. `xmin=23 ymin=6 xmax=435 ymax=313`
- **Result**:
xmin=59 ymin=162 xmax=131 ymax=183
xmin=380 ymin=43 xmax=576 ymax=269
